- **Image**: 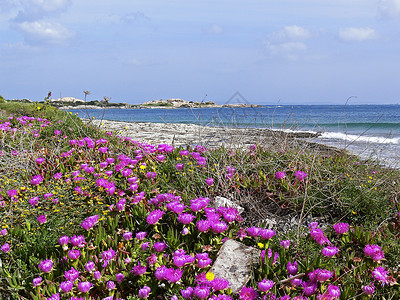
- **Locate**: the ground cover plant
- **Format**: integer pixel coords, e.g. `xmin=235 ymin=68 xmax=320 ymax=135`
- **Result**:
xmin=0 ymin=102 xmax=399 ymax=299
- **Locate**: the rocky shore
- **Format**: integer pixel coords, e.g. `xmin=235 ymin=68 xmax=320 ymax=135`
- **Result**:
xmin=87 ymin=119 xmax=345 ymax=156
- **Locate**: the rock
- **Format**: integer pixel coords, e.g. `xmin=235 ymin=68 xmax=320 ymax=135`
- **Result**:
xmin=213 ymin=196 xmax=244 ymax=214
xmin=210 ymin=239 xmax=260 ymax=293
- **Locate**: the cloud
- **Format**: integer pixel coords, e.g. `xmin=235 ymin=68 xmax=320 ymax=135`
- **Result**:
xmin=263 ymin=25 xmax=311 ymax=59
xmin=205 ymin=24 xmax=224 ymax=35
xmin=378 ymin=0 xmax=400 ymax=18
xmin=12 ymin=20 xmax=75 ymax=44
xmin=338 ymin=27 xmax=378 ymax=42
xmin=13 ymin=0 xmax=72 ymax=22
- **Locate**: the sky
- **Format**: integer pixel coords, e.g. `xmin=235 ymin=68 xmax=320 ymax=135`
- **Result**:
xmin=1 ymin=0 xmax=400 ymax=105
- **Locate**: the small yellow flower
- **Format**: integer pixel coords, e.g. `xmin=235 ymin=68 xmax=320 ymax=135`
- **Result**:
xmin=258 ymin=242 xmax=264 ymax=249
xmin=352 ymin=210 xmax=357 ymax=215
xmin=206 ymin=272 xmax=215 ymax=281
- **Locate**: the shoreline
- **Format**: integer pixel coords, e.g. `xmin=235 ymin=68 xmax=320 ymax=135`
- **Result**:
xmin=86 ymin=119 xmax=347 ymax=157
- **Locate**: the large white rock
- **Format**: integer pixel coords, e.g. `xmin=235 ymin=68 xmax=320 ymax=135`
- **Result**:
xmin=210 ymin=239 xmax=260 ymax=293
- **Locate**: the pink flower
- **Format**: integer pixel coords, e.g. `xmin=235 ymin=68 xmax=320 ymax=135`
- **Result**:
xmin=176 ymin=163 xmax=184 ymax=170
xmin=332 ymin=222 xmax=349 ymax=235
xmin=38 ymin=259 xmax=53 ymax=273
xmin=78 ymin=281 xmax=92 ymax=293
xmin=364 ymin=244 xmax=385 ymax=261
xmin=258 ymin=279 xmax=274 ymax=292
xmin=372 ymin=267 xmax=388 ymax=285
xmin=239 ymin=286 xmax=258 ymax=300
xmin=287 ymin=261 xmax=298 ymax=275
xmin=138 ymin=286 xmax=151 ymax=298
xmin=206 ymin=178 xmax=214 ymax=186
xmin=362 ymin=283 xmax=375 ymax=295
xmin=275 ymin=171 xmax=286 ymax=180
xmin=30 ymin=175 xmax=43 ymax=185
xmin=211 ymin=277 xmax=230 ymax=291
xmin=146 ymin=209 xmax=165 ymax=225
xmin=260 ymin=229 xmax=276 ymax=240
xmin=322 ymin=246 xmax=339 ymax=257
xmin=33 ymin=276 xmax=42 ymax=287
xmin=178 ymin=213 xmax=196 ymax=225
xmin=1 ymin=243 xmax=10 ymax=253
xmin=280 ymin=240 xmax=291 ymax=249
xmin=295 ymin=170 xmax=307 ymax=181
xmin=37 ymin=215 xmax=47 ymax=224
xmin=60 ymin=281 xmax=73 ymax=293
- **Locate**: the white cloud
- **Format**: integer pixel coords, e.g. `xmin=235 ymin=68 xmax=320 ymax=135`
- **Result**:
xmin=205 ymin=24 xmax=224 ymax=35
xmin=14 ymin=0 xmax=72 ymax=21
xmin=13 ymin=20 xmax=75 ymax=44
xmin=378 ymin=0 xmax=400 ymax=18
xmin=264 ymin=25 xmax=311 ymax=59
xmin=276 ymin=25 xmax=311 ymax=41
xmin=338 ymin=27 xmax=378 ymax=42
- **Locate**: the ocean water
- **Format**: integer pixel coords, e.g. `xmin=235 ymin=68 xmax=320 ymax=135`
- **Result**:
xmin=68 ymin=105 xmax=400 ymax=169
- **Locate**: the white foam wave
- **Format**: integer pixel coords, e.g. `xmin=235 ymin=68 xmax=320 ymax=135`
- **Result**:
xmin=320 ymin=132 xmax=399 ymax=144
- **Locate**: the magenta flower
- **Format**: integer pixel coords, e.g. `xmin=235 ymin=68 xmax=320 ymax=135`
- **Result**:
xmin=287 ymin=261 xmax=298 ymax=275
xmin=239 ymin=286 xmax=258 ymax=300
xmin=81 ymin=215 xmax=99 ymax=230
xmin=37 ymin=215 xmax=46 ymax=224
xmin=1 ymin=243 xmax=10 ymax=253
xmin=116 ymin=273 xmax=125 ymax=283
xmin=106 ymin=280 xmax=116 ymax=290
xmin=70 ymin=235 xmax=86 ymax=248
xmin=178 ymin=213 xmax=196 ymax=225
xmin=60 ymin=281 xmax=73 ymax=293
xmin=0 ymin=229 xmax=6 ymax=236
xmin=194 ymin=285 xmax=210 ymax=299
xmin=167 ymin=201 xmax=185 ymax=214
xmin=206 ymin=178 xmax=214 ymax=186
xmin=322 ymin=246 xmax=339 ymax=257
xmin=98 ymin=146 xmax=108 ymax=153
xmin=280 ymin=240 xmax=291 ymax=249
xmin=326 ymin=284 xmax=341 ymax=298
xmin=123 ymin=231 xmax=133 ymax=241
xmin=181 ymin=287 xmax=194 ymax=299
xmin=68 ymin=249 xmax=81 ymax=260
xmin=176 ymin=163 xmax=184 ymax=170
xmin=197 ymin=220 xmax=211 ymax=232
xmin=275 ymin=171 xmax=286 ymax=180
xmin=38 ymin=259 xmax=53 ymax=273
xmin=85 ymin=261 xmax=95 ymax=272
xmin=30 ymin=175 xmax=43 ymax=185
xmin=260 ymin=228 xmax=276 ymax=240
xmin=295 ymin=170 xmax=307 ymax=181
xmin=36 ymin=157 xmax=45 ymax=164
xmin=372 ymin=266 xmax=388 ymax=285
xmin=302 ymin=281 xmax=317 ymax=296
xmin=196 ymin=253 xmax=212 ymax=268
xmin=211 ymin=277 xmax=230 ymax=291
xmin=53 ymin=172 xmax=62 ymax=180
xmin=146 ymin=209 xmax=165 ymax=225
xmin=211 ymin=221 xmax=228 ymax=234
xmin=247 ymin=227 xmax=261 ymax=237
xmin=153 ymin=242 xmax=168 ymax=252
xmin=132 ymin=263 xmax=147 ymax=276
xmin=33 ymin=276 xmax=42 ymax=287
xmin=362 ymin=283 xmax=375 ymax=295
xmin=64 ymin=267 xmax=80 ymax=281
xmin=332 ymin=222 xmax=349 ymax=235
xmin=309 ymin=227 xmax=330 ymax=245
xmin=138 ymin=286 xmax=151 ymax=298
xmin=190 ymin=197 xmax=210 ymax=212
xmin=146 ymin=171 xmax=157 ymax=179
xmin=136 ymin=231 xmax=147 ymax=240
xmin=316 ymin=269 xmax=333 ymax=282
xmin=93 ymin=271 xmax=101 ymax=280
xmin=78 ymin=281 xmax=92 ymax=293
xmin=101 ymin=248 xmax=116 ymax=267
xmin=364 ymin=244 xmax=385 ymax=261
xmin=156 ymin=155 xmax=165 ymax=162
xmin=258 ymin=279 xmax=274 ymax=292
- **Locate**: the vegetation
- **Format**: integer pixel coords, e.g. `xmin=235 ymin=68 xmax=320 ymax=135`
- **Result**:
xmin=0 ymin=102 xmax=399 ymax=299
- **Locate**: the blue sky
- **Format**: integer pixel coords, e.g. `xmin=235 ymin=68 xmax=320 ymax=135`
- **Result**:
xmin=1 ymin=0 xmax=400 ymax=105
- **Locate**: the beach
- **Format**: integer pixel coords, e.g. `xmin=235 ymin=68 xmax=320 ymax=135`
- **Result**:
xmin=88 ymin=119 xmax=345 ymax=156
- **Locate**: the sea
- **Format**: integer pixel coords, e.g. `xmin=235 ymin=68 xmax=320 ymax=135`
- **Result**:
xmin=68 ymin=105 xmax=400 ymax=169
